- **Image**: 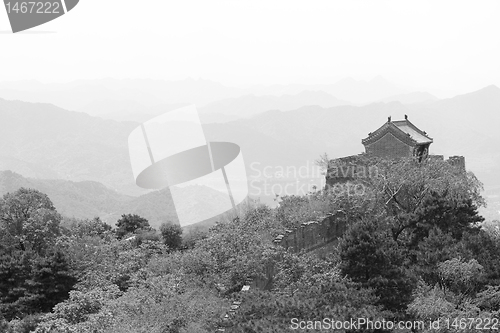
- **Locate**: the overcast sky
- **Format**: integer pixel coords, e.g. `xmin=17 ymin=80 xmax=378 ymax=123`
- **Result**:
xmin=0 ymin=0 xmax=499 ymax=96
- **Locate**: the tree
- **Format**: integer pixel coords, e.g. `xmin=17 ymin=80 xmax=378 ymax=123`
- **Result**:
xmin=0 ymin=188 xmax=60 ymax=254
xmin=0 ymin=249 xmax=77 ymax=320
xmin=195 ymin=206 xmax=281 ymax=292
xmin=339 ymin=216 xmax=417 ymax=315
xmin=437 ymin=257 xmax=484 ymax=298
xmin=132 ymin=230 xmax=162 ymax=248
xmin=407 ymin=191 xmax=483 ymax=248
xmin=69 ymin=217 xmax=113 ymax=239
xmin=115 ymin=214 xmax=151 ymax=239
xmin=159 ymin=223 xmax=183 ymax=251
xmin=0 ymin=188 xmax=56 ymax=229
xmin=0 ymin=250 xmax=31 ymax=320
xmin=408 ymin=262 xmax=492 ymax=332
xmin=21 ymin=208 xmax=62 ymax=254
xmin=0 ymin=189 xmax=72 ymax=320
xmin=181 ymin=225 xmax=208 ymax=249
xmin=23 ymin=251 xmax=78 ymax=314
xmin=460 ymin=230 xmax=500 ymax=286
xmin=314 ymin=152 xmax=330 ymax=174
xmin=34 ymin=285 xmax=122 ymax=333
xmin=231 ymin=276 xmax=385 ymax=332
xmin=412 ymin=227 xmax=464 ymax=286
xmin=475 ymin=285 xmax=500 ymax=312
xmin=407 ymin=282 xmax=456 ymax=323
xmin=366 ymin=157 xmax=484 ymax=246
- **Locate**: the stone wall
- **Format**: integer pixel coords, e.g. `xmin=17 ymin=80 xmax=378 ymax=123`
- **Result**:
xmin=273 ymin=210 xmax=348 ymax=253
xmin=325 ymin=154 xmax=377 ymax=188
xmin=215 ymin=210 xmax=350 ymax=331
xmin=246 ymin=210 xmax=349 ymax=293
xmin=447 ymin=155 xmax=466 ymax=170
xmin=429 ymin=154 xmax=466 ymax=170
xmin=326 ymin=153 xmax=467 ymax=190
xmin=364 ymin=133 xmax=413 ymax=159
xmin=428 ymin=154 xmax=444 ymax=162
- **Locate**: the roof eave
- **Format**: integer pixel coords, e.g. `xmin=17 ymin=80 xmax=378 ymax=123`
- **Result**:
xmin=399 ymin=119 xmax=434 ymax=142
xmin=362 ymin=123 xmax=418 ymax=146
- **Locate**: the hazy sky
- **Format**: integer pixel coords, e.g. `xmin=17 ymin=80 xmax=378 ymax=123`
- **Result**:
xmin=0 ymin=0 xmax=499 ymax=95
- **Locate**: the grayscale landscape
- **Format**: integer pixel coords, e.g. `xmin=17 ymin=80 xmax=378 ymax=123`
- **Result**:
xmin=1 ymin=78 xmax=499 ymax=222
xmin=1 ymin=1 xmax=500 ymax=332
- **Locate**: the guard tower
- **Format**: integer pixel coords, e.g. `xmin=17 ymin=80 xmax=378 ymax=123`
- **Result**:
xmin=361 ymin=115 xmax=433 ymax=162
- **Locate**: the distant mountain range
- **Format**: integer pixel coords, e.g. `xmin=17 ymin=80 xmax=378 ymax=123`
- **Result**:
xmin=0 ymin=78 xmax=242 ymax=111
xmin=0 ymin=83 xmax=498 ymax=221
xmin=202 ymin=85 xmax=500 ymax=220
xmin=0 ymin=77 xmax=431 ymax=123
xmin=0 ymin=98 xmax=140 ymax=195
xmin=0 ymin=171 xmax=232 ymax=230
xmin=198 ymin=90 xmax=350 ymax=120
xmin=377 ymin=91 xmax=438 ymax=104
xmin=241 ymin=75 xmax=410 ymax=104
xmin=0 ymin=170 xmax=132 ymax=222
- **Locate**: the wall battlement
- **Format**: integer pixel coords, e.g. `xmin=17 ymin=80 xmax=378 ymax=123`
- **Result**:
xmin=273 ymin=210 xmax=348 ymax=253
xmin=325 ymin=154 xmax=467 ymax=189
xmin=447 ymin=155 xmax=466 ymax=170
xmin=215 ymin=212 xmax=350 ymax=330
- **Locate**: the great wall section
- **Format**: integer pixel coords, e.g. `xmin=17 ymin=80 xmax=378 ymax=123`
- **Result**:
xmin=273 ymin=210 xmax=348 ymax=254
xmin=216 ymin=117 xmax=467 ymax=330
xmin=216 ymin=210 xmax=349 ymax=331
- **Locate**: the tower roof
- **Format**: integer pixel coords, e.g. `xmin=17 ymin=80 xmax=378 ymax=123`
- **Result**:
xmin=362 ymin=116 xmax=433 ymax=146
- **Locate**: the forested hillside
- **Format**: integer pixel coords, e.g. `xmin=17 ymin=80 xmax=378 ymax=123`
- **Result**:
xmin=0 ymin=171 xmax=236 ymax=230
xmin=1 ymin=157 xmax=498 ymax=333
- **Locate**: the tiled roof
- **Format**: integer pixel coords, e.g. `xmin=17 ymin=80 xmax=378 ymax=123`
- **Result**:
xmin=362 ymin=118 xmax=433 ymax=146
xmin=392 ymin=120 xmax=433 ymax=144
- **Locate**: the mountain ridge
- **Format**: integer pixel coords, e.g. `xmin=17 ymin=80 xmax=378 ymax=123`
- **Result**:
xmin=0 ymin=170 xmax=234 ymax=229
xmin=0 ymin=85 xmax=499 ymax=220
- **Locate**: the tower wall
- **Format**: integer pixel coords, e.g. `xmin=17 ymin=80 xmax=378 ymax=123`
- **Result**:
xmin=447 ymin=155 xmax=466 ymax=170
xmin=364 ymin=133 xmax=413 ymax=159
xmin=273 ymin=210 xmax=347 ymax=253
xmin=428 ymin=154 xmax=444 ymax=162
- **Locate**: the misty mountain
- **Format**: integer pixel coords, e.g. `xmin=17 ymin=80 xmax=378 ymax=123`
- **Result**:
xmin=0 ymin=98 xmax=141 ymax=195
xmin=204 ymin=85 xmax=500 ymax=219
xmin=0 ymin=85 xmax=499 ymax=220
xmin=78 ymin=90 xmax=351 ymax=123
xmin=79 ymin=100 xmax=190 ymax=123
xmin=0 ymin=170 xmax=132 ymax=222
xmin=327 ymin=76 xmax=409 ymax=104
xmin=404 ymin=85 xmax=500 ymax=188
xmin=377 ymin=91 xmax=439 ymax=104
xmin=199 ymin=113 xmax=242 ymax=124
xmin=198 ymin=90 xmax=350 ymax=120
xmin=0 ymin=77 xmax=408 ymax=121
xmin=0 ymin=171 xmax=233 ymax=229
xmin=206 ymin=84 xmax=500 ymax=175
xmin=0 ymin=156 xmax=60 ymax=179
xmin=0 ymin=78 xmax=243 ymax=115
xmin=0 ymin=97 xmax=312 ymax=201
xmin=243 ymin=76 xmax=408 ymax=104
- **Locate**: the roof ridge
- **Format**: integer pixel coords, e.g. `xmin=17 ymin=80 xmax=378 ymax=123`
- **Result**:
xmin=362 ymin=122 xmax=417 ymax=146
xmin=362 ymin=118 xmax=433 ymax=146
xmin=393 ymin=119 xmax=433 ymax=140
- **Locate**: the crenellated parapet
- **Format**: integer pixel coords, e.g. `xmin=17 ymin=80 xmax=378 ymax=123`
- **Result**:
xmin=215 ymin=211 xmax=350 ymax=331
xmin=447 ymin=155 xmax=466 ymax=170
xmin=273 ymin=210 xmax=348 ymax=253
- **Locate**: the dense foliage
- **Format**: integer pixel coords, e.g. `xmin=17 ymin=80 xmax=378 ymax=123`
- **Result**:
xmin=0 ymin=157 xmax=498 ymax=332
